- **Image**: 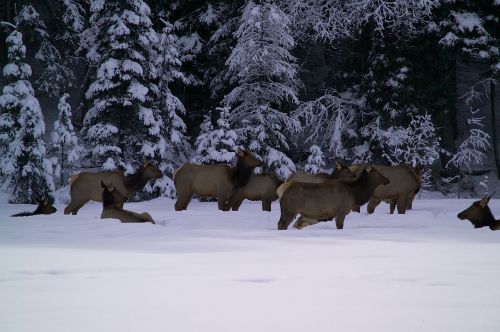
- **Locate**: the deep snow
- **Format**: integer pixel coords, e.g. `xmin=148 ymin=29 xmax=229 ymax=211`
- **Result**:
xmin=0 ymin=195 xmax=499 ymax=332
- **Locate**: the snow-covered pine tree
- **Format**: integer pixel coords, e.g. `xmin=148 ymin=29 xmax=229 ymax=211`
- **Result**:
xmin=224 ymin=1 xmax=300 ymax=180
xmin=293 ymin=92 xmax=356 ymax=162
xmin=192 ymin=114 xmax=213 ymax=164
xmin=386 ymin=113 xmax=440 ymax=187
xmin=0 ymin=29 xmax=29 ymax=173
xmin=304 ymin=145 xmax=326 ymax=174
xmin=15 ymin=4 xmax=74 ymax=97
xmin=0 ymin=29 xmax=55 ymax=203
xmin=192 ymin=106 xmax=238 ymax=165
xmin=143 ymin=17 xmax=190 ymax=198
xmin=82 ymin=0 xmax=163 ymax=173
xmin=51 ymin=93 xmax=82 ymax=187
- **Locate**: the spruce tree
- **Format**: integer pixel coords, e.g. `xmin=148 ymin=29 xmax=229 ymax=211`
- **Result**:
xmin=192 ymin=106 xmax=238 ymax=165
xmin=0 ymin=30 xmax=55 ymax=203
xmin=82 ymin=0 xmax=162 ymax=172
xmin=304 ymin=145 xmax=326 ymax=174
xmin=224 ymin=1 xmax=300 ymax=180
xmin=51 ymin=93 xmax=82 ymax=187
xmin=0 ymin=30 xmax=29 ymax=172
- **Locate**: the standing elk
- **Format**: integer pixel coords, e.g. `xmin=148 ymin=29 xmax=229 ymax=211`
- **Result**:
xmin=276 ymin=166 xmax=390 ymax=230
xmin=228 ymin=173 xmax=283 ymax=212
xmin=100 ymin=181 xmax=155 ymax=224
xmin=349 ymin=164 xmax=421 ymax=214
xmin=173 ymin=148 xmax=263 ymax=211
xmin=457 ymin=196 xmax=500 ymax=231
xmin=64 ymin=161 xmax=162 ymax=215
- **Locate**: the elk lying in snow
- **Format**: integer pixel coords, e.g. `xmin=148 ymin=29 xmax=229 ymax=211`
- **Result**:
xmin=276 ymin=166 xmax=390 ymax=230
xmin=100 ymin=181 xmax=155 ymax=224
xmin=11 ymin=198 xmax=57 ymax=217
xmin=349 ymin=164 xmax=421 ymax=214
xmin=457 ymin=196 xmax=500 ymax=231
xmin=64 ymin=161 xmax=162 ymax=215
xmin=286 ymin=162 xmax=356 ymax=184
xmin=173 ymin=148 xmax=263 ymax=211
xmin=228 ymin=173 xmax=283 ymax=211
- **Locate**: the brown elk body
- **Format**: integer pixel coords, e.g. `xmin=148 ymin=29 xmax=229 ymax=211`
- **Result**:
xmin=457 ymin=196 xmax=500 ymax=231
xmin=286 ymin=162 xmax=356 ymax=184
xmin=276 ymin=167 xmax=390 ymax=230
xmin=349 ymin=164 xmax=421 ymax=214
xmin=173 ymin=149 xmax=263 ymax=211
xmin=11 ymin=199 xmax=57 ymax=217
xmin=100 ymin=181 xmax=155 ymax=224
xmin=229 ymin=173 xmax=283 ymax=211
xmin=64 ymin=161 xmax=162 ymax=215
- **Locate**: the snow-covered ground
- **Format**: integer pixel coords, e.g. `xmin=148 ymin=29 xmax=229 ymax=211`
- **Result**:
xmin=1 ymin=195 xmax=499 ymax=332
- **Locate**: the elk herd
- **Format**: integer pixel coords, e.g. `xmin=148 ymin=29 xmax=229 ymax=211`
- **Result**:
xmin=9 ymin=148 xmax=500 ymax=231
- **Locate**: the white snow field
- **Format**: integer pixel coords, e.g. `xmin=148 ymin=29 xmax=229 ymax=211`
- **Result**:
xmin=1 ymin=196 xmax=499 ymax=332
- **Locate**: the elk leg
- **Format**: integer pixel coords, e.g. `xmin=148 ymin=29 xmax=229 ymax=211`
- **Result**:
xmin=228 ymin=191 xmax=244 ymax=211
xmin=389 ymin=199 xmax=397 ymax=214
xmin=293 ymin=216 xmax=319 ymax=229
xmin=407 ymin=195 xmax=414 ymax=210
xmin=352 ymin=205 xmax=360 ymax=213
xmin=175 ymin=191 xmax=193 ymax=211
xmin=367 ymin=199 xmax=381 ymax=214
xmin=262 ymin=199 xmax=272 ymax=212
xmin=397 ymin=194 xmax=409 ymax=214
xmin=277 ymin=204 xmax=297 ymax=230
xmin=335 ymin=213 xmax=346 ymax=230
xmin=68 ymin=199 xmax=89 ymax=215
xmin=231 ymin=198 xmax=244 ymax=211
xmin=218 ymin=194 xmax=232 ymax=211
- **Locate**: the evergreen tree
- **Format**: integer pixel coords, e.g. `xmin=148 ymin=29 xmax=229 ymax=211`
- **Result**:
xmin=82 ymin=0 xmax=162 ymax=172
xmin=192 ymin=106 xmax=238 ymax=165
xmin=0 ymin=29 xmax=29 ymax=172
xmin=51 ymin=93 xmax=82 ymax=187
xmin=192 ymin=114 xmax=213 ymax=165
xmin=304 ymin=145 xmax=326 ymax=174
xmin=15 ymin=4 xmax=74 ymax=97
xmin=143 ymin=17 xmax=190 ymax=198
xmin=0 ymin=29 xmax=55 ymax=203
xmin=224 ymin=1 xmax=300 ymax=180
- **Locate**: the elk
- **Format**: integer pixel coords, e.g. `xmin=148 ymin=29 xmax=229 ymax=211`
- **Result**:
xmin=64 ymin=161 xmax=162 ymax=215
xmin=349 ymin=164 xmax=421 ymax=214
xmin=286 ymin=162 xmax=355 ymax=184
xmin=100 ymin=181 xmax=155 ymax=224
xmin=173 ymin=148 xmax=263 ymax=211
xmin=276 ymin=166 xmax=390 ymax=230
xmin=228 ymin=173 xmax=283 ymax=212
xmin=11 ymin=197 xmax=57 ymax=217
xmin=457 ymin=196 xmax=500 ymax=231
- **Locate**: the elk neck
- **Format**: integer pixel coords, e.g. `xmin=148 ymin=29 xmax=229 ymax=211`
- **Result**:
xmin=124 ymin=167 xmax=149 ymax=194
xmin=232 ymin=157 xmax=254 ymax=188
xmin=349 ymin=171 xmax=378 ymax=206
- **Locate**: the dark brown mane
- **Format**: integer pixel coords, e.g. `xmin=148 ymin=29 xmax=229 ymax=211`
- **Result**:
xmin=347 ymin=169 xmax=373 ymax=206
xmin=232 ymin=156 xmax=255 ymax=188
xmin=124 ymin=166 xmax=149 ymax=193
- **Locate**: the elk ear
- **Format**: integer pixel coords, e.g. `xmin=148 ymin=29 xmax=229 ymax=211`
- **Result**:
xmin=479 ymin=196 xmax=490 ymax=208
xmin=101 ymin=180 xmax=106 ymax=189
xmin=366 ymin=165 xmax=373 ymax=172
xmin=335 ymin=161 xmax=342 ymax=170
xmin=237 ymin=148 xmax=245 ymax=157
xmin=143 ymin=160 xmax=149 ymax=167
